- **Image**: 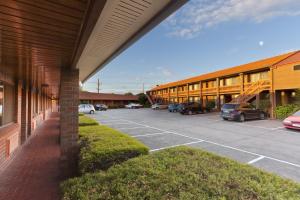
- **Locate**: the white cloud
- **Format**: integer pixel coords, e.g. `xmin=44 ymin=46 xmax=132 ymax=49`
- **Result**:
xmin=165 ymin=0 xmax=300 ymax=39
xmin=156 ymin=67 xmax=173 ymax=77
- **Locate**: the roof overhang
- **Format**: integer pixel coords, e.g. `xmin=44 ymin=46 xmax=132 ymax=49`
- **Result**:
xmin=75 ymin=0 xmax=188 ymax=82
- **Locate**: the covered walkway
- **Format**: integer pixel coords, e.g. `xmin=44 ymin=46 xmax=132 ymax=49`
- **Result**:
xmin=0 ymin=113 xmax=61 ymax=200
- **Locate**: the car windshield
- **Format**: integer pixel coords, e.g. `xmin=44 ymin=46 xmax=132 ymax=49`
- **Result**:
xmin=293 ymin=110 xmax=300 ymax=117
xmin=222 ymin=104 xmax=238 ymax=109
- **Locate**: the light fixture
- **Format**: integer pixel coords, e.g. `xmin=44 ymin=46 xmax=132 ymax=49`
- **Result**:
xmin=281 ymin=91 xmax=285 ymax=96
xmin=292 ymin=92 xmax=296 ymax=97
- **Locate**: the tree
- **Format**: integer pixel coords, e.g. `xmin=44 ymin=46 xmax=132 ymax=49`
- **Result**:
xmin=124 ymin=92 xmax=134 ymax=96
xmin=137 ymin=93 xmax=150 ymax=107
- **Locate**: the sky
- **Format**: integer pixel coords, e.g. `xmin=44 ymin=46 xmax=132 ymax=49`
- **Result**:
xmin=82 ymin=0 xmax=300 ymax=94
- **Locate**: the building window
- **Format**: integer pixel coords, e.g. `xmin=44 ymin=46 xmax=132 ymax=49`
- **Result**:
xmin=294 ymin=65 xmax=300 ymax=71
xmin=0 ymin=82 xmax=3 ymax=126
xmin=0 ymin=82 xmax=15 ymax=127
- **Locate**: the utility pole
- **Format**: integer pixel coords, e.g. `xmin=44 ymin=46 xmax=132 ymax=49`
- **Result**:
xmin=97 ymin=78 xmax=101 ymax=93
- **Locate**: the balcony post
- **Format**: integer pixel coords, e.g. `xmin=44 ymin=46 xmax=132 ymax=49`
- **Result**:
xmin=176 ymin=86 xmax=178 ymax=103
xmin=187 ymin=84 xmax=189 ymax=102
xmin=269 ymin=67 xmax=276 ymax=119
xmin=168 ymin=87 xmax=170 ymax=103
xmin=239 ymin=73 xmax=244 ymax=94
xmin=199 ymin=81 xmax=202 ymax=105
xmin=216 ymin=78 xmax=220 ymax=110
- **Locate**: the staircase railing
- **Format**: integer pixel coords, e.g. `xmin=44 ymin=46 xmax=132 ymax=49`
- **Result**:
xmin=232 ymin=80 xmax=271 ymax=103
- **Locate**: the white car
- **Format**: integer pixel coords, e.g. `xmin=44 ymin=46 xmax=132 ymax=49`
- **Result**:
xmin=79 ymin=104 xmax=96 ymax=114
xmin=125 ymin=103 xmax=143 ymax=109
xmin=152 ymin=103 xmax=168 ymax=110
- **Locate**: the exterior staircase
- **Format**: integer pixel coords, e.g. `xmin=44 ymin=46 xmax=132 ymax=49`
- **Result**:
xmin=146 ymin=93 xmax=154 ymax=105
xmin=231 ymin=80 xmax=271 ymax=104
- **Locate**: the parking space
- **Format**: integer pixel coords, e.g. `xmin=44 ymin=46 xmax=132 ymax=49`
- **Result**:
xmin=91 ymin=108 xmax=300 ymax=182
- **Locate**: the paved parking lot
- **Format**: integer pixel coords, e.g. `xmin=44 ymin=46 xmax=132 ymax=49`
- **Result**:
xmin=91 ymin=108 xmax=300 ymax=182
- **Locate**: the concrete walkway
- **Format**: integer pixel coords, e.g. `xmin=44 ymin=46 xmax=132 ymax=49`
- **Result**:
xmin=0 ymin=113 xmax=61 ymax=200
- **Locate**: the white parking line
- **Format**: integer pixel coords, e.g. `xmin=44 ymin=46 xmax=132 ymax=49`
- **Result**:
xmin=133 ymin=132 xmax=168 ymax=138
xmin=248 ymin=156 xmax=265 ymax=164
xmin=271 ymin=127 xmax=285 ymax=130
xmin=150 ymin=140 xmax=204 ymax=152
xmin=118 ymin=119 xmax=300 ymax=169
xmin=103 ymin=122 xmax=132 ymax=125
xmin=118 ymin=127 xmax=146 ymax=130
xmin=99 ymin=119 xmax=126 ymax=123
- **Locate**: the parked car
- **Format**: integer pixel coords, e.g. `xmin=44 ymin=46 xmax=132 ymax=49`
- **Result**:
xmin=283 ymin=110 xmax=300 ymax=130
xmin=168 ymin=103 xmax=179 ymax=112
xmin=151 ymin=103 xmax=168 ymax=110
xmin=220 ymin=103 xmax=266 ymax=122
xmin=125 ymin=103 xmax=143 ymax=109
xmin=94 ymin=104 xmax=108 ymax=111
xmin=79 ymin=104 xmax=95 ymax=114
xmin=179 ymin=102 xmax=204 ymax=115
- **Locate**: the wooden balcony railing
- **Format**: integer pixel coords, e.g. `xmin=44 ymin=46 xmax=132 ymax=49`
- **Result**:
xmin=202 ymin=87 xmax=217 ymax=94
xmin=189 ymin=90 xmax=200 ymax=96
xmin=178 ymin=91 xmax=188 ymax=96
xmin=219 ymin=85 xmax=240 ymax=93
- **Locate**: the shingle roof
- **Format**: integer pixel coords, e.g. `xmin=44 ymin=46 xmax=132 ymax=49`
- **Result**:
xmin=79 ymin=91 xmax=139 ymax=101
xmin=151 ymin=51 xmax=299 ymax=91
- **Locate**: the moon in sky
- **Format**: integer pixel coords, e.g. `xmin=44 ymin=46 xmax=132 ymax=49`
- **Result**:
xmin=259 ymin=41 xmax=264 ymax=46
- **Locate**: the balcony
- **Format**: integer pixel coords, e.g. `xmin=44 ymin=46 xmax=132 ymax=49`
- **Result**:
xmin=178 ymin=91 xmax=188 ymax=97
xmin=219 ymin=85 xmax=241 ymax=94
xmin=189 ymin=90 xmax=200 ymax=96
xmin=202 ymin=87 xmax=217 ymax=94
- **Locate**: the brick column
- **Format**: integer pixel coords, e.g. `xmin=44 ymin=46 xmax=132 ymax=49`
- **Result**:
xmin=60 ymin=68 xmax=79 ymax=177
xmin=21 ymin=81 xmax=29 ymax=144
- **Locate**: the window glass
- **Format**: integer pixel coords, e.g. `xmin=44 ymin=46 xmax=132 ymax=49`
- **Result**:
xmin=0 ymin=82 xmax=3 ymax=126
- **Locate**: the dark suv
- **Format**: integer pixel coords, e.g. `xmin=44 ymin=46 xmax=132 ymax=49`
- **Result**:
xmin=179 ymin=102 xmax=204 ymax=115
xmin=221 ymin=103 xmax=266 ymax=122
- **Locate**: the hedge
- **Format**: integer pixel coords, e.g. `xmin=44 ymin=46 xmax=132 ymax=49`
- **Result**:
xmin=61 ymin=146 xmax=300 ymax=200
xmin=275 ymin=104 xmax=300 ymax=119
xmin=78 ymin=125 xmax=149 ymax=173
xmin=79 ymin=115 xmax=99 ymax=126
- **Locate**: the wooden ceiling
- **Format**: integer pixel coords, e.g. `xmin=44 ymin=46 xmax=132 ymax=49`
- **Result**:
xmin=0 ymin=0 xmax=99 ymax=98
xmin=0 ymin=0 xmax=186 ymax=98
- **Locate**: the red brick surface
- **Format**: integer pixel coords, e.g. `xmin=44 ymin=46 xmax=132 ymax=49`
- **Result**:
xmin=0 ymin=113 xmax=61 ymax=200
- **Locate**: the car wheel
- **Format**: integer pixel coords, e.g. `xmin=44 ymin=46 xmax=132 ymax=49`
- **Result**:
xmin=90 ymin=110 xmax=94 ymax=114
xmin=223 ymin=118 xmax=228 ymax=120
xmin=239 ymin=114 xmax=245 ymax=122
xmin=188 ymin=110 xmax=193 ymax=115
xmin=259 ymin=113 xmax=265 ymax=120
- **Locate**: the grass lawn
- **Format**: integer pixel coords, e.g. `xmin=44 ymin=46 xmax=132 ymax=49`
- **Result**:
xmin=62 ymin=146 xmax=300 ymax=200
xmin=79 ymin=115 xmax=99 ymax=126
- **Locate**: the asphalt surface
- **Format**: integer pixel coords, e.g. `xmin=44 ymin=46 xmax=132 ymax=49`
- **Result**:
xmin=91 ymin=108 xmax=300 ymax=182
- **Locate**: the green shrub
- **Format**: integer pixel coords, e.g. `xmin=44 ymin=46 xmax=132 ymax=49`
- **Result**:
xmin=61 ymin=146 xmax=300 ymax=200
xmin=258 ymin=99 xmax=271 ymax=114
xmin=79 ymin=113 xmax=84 ymax=116
xmin=275 ymin=104 xmax=300 ymax=119
xmin=79 ymin=115 xmax=99 ymax=126
xmin=205 ymin=101 xmax=216 ymax=112
xmin=78 ymin=125 xmax=149 ymax=173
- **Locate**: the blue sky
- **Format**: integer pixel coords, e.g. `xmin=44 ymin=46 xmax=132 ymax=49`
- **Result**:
xmin=83 ymin=0 xmax=300 ymax=94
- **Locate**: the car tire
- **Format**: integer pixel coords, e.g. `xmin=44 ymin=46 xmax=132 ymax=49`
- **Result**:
xmin=90 ymin=110 xmax=94 ymax=114
xmin=223 ymin=118 xmax=228 ymax=120
xmin=188 ymin=110 xmax=193 ymax=115
xmin=239 ymin=114 xmax=245 ymax=122
xmin=259 ymin=113 xmax=265 ymax=120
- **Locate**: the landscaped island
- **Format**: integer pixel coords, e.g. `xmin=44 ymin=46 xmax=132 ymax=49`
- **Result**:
xmin=61 ymin=115 xmax=300 ymax=200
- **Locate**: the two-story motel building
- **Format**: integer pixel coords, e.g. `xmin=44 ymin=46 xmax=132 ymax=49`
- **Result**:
xmin=148 ymin=51 xmax=300 ymax=117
